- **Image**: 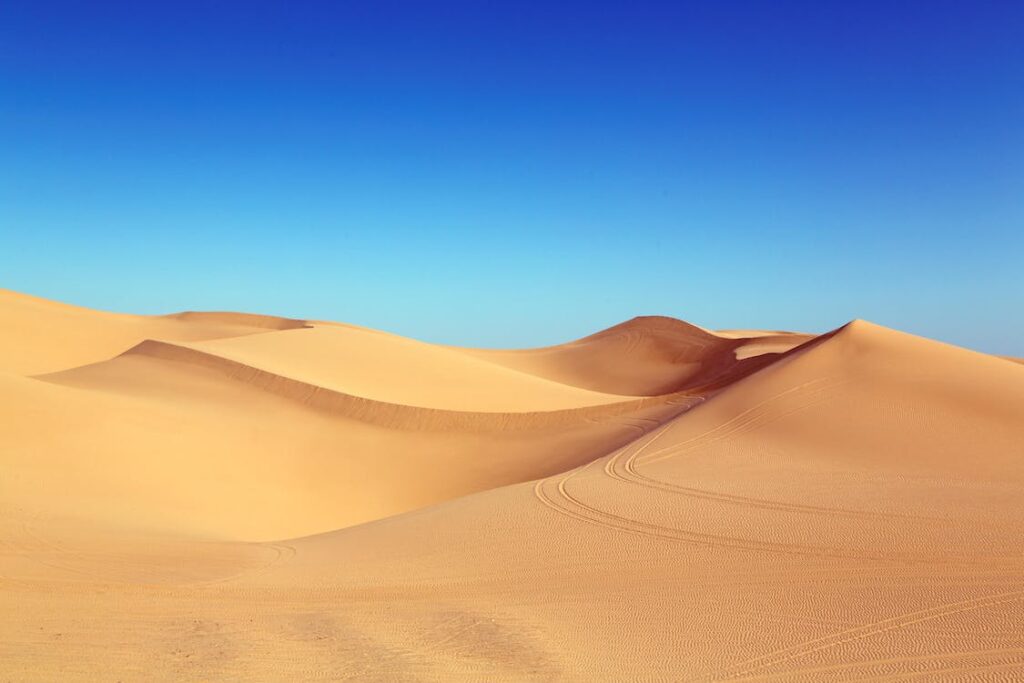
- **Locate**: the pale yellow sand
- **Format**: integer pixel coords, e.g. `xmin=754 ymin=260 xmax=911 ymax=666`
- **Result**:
xmin=2 ymin=289 xmax=1022 ymax=681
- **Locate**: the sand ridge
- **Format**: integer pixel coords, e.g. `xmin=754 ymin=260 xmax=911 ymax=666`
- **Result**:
xmin=2 ymin=290 xmax=1022 ymax=681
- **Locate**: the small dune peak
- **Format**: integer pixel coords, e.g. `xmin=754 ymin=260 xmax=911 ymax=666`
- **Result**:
xmin=623 ymin=314 xmax=704 ymax=330
xmin=116 ymin=338 xmax=171 ymax=358
xmin=163 ymin=311 xmax=310 ymax=330
xmin=829 ymin=319 xmax=915 ymax=347
xmin=839 ymin=318 xmax=881 ymax=333
xmin=589 ymin=315 xmax=714 ymax=341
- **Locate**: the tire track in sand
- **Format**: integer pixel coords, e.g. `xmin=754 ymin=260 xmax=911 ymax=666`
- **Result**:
xmin=703 ymin=589 xmax=1024 ymax=681
xmin=605 ymin=378 xmax=943 ymax=522
xmin=534 ymin=379 xmax=1019 ymax=564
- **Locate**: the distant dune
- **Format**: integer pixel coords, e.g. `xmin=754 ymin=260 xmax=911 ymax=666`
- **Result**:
xmin=2 ymin=288 xmax=1022 ymax=681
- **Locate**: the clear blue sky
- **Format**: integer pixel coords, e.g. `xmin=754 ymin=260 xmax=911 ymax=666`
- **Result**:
xmin=2 ymin=1 xmax=1021 ymax=353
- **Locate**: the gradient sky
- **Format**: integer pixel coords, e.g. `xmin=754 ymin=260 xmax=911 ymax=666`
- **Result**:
xmin=2 ymin=1 xmax=1022 ymax=353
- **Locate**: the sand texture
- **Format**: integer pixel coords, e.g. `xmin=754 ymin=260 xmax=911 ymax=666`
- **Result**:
xmin=2 ymin=288 xmax=1022 ymax=681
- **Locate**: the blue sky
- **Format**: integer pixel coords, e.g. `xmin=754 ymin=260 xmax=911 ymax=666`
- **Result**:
xmin=2 ymin=1 xmax=1021 ymax=353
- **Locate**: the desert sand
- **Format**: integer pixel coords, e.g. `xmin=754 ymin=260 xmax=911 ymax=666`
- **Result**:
xmin=1 ymin=287 xmax=1022 ymax=681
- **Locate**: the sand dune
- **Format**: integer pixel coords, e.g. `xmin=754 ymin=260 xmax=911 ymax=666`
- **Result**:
xmin=2 ymin=291 xmax=1022 ymax=681
xmin=464 ymin=316 xmax=804 ymax=395
xmin=0 ymin=289 xmax=307 ymax=375
xmin=12 ymin=350 xmax=689 ymax=539
xmin=9 ymin=293 xmax=714 ymax=539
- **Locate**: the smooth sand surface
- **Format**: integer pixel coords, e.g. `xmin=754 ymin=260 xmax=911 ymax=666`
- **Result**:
xmin=174 ymin=324 xmax=637 ymax=411
xmin=2 ymin=289 xmax=1022 ymax=681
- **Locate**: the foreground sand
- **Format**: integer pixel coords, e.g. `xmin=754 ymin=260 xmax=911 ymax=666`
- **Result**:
xmin=1 ymin=289 xmax=1022 ymax=681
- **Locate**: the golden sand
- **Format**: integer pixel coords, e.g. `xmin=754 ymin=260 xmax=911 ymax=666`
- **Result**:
xmin=2 ymin=288 xmax=1022 ymax=681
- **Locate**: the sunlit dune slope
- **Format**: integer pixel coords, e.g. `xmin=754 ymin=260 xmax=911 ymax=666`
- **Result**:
xmin=0 ymin=288 xmax=306 ymax=375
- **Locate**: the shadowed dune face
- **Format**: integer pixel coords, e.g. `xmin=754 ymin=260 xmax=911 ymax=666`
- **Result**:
xmin=2 ymin=291 xmax=1023 ymax=681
